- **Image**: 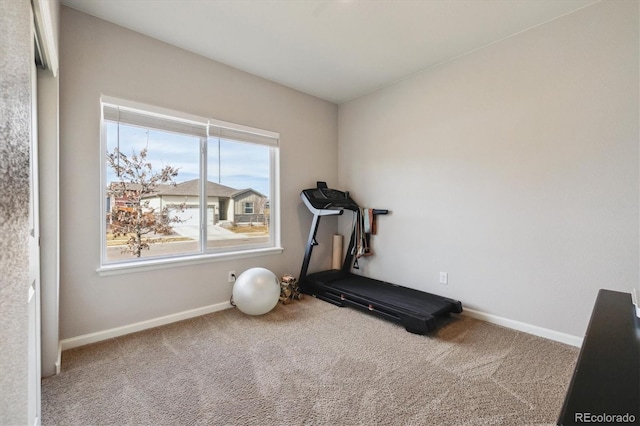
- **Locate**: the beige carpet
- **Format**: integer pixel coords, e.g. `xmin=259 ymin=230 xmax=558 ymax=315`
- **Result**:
xmin=42 ymin=297 xmax=578 ymax=425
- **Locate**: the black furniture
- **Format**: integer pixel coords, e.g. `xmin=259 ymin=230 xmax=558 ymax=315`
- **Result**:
xmin=299 ymin=182 xmax=462 ymax=334
xmin=558 ymin=289 xmax=640 ymax=425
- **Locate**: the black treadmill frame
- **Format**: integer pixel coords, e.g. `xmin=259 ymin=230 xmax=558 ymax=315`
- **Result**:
xmin=299 ymin=182 xmax=462 ymax=334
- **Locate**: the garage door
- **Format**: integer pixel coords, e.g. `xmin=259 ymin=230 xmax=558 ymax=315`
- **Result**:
xmin=171 ymin=206 xmax=199 ymax=227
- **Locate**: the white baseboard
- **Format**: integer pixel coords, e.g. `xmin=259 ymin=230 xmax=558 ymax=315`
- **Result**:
xmin=58 ymin=301 xmax=582 ymax=355
xmin=60 ymin=301 xmax=233 ymax=351
xmin=462 ymin=308 xmax=583 ymax=347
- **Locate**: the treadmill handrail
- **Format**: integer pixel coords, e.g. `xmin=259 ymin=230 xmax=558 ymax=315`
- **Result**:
xmin=299 ymin=185 xmax=390 ymax=282
xmin=299 ymin=186 xmax=357 ymax=282
xmin=301 ymin=194 xmax=346 ymax=216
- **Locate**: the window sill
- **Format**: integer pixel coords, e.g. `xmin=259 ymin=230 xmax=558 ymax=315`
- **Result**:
xmin=97 ymin=246 xmax=284 ymax=277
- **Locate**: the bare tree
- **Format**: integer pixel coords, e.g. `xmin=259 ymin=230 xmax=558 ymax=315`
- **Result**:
xmin=253 ymin=196 xmax=268 ymax=227
xmin=107 ymin=147 xmax=184 ymax=257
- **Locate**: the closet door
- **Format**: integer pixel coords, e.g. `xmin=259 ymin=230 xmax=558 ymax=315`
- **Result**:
xmin=27 ymin=46 xmax=42 ymax=426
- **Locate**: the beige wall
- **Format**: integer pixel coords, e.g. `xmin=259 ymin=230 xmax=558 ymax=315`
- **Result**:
xmin=338 ymin=0 xmax=639 ymax=337
xmin=59 ymin=7 xmax=338 ymax=339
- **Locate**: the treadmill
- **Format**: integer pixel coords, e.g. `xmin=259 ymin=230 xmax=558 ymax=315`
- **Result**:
xmin=299 ymin=182 xmax=463 ymax=334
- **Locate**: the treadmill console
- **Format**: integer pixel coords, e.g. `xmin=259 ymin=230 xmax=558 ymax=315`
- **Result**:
xmin=301 ymin=182 xmax=359 ymax=213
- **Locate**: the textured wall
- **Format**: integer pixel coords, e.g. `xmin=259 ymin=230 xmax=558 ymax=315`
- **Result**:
xmin=0 ymin=0 xmax=34 ymax=424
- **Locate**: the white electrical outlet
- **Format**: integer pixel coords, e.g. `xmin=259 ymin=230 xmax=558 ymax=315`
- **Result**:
xmin=439 ymin=272 xmax=448 ymax=285
xmin=228 ymin=271 xmax=236 ymax=283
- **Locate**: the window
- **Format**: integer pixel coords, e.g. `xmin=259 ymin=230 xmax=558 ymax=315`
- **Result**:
xmin=100 ymin=97 xmax=280 ymax=270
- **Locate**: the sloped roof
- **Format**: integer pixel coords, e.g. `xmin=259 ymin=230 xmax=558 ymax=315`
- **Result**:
xmin=230 ymin=188 xmax=267 ymax=199
xmin=113 ymin=179 xmax=266 ymax=199
xmin=140 ymin=178 xmax=266 ymax=199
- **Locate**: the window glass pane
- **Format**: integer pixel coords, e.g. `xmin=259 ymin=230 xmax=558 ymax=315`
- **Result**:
xmin=105 ymin=121 xmax=200 ymax=262
xmin=101 ymin=99 xmax=279 ymax=268
xmin=206 ymin=138 xmax=270 ymax=250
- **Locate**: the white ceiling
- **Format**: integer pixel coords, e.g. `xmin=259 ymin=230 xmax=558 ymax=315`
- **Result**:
xmin=61 ymin=0 xmax=599 ymax=104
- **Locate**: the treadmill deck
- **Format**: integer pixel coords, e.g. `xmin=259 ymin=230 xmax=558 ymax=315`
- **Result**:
xmin=303 ymin=269 xmax=463 ymax=334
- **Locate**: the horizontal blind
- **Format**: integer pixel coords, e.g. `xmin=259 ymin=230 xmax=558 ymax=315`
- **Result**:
xmin=103 ymin=104 xmax=208 ymax=139
xmin=101 ymin=98 xmax=278 ymax=146
xmin=209 ymin=119 xmax=279 ymax=147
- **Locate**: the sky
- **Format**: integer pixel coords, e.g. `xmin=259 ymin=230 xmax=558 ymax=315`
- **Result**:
xmin=105 ymin=122 xmax=271 ymax=196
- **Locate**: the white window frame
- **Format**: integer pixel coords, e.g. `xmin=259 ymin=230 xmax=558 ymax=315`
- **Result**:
xmin=98 ymin=96 xmax=282 ymax=276
xmin=244 ymin=202 xmax=254 ymax=215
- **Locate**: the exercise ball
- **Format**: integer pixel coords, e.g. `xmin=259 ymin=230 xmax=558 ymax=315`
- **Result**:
xmin=232 ymin=267 xmax=280 ymax=316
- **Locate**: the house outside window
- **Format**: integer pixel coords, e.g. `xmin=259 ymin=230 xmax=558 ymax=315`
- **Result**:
xmin=100 ymin=97 xmax=280 ymax=271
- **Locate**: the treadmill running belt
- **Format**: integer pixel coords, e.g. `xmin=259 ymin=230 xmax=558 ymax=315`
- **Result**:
xmin=331 ymin=275 xmax=456 ymax=316
xmin=306 ymin=269 xmax=460 ymax=317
